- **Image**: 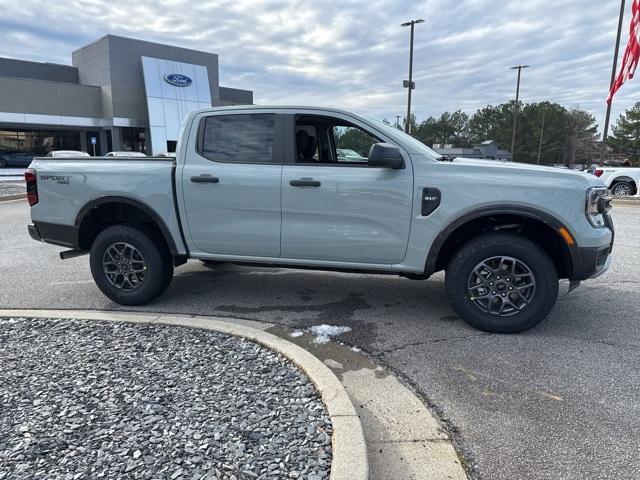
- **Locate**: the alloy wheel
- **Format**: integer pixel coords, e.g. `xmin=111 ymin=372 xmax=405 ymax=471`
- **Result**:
xmin=613 ymin=184 xmax=631 ymax=196
xmin=467 ymin=256 xmax=536 ymax=316
xmin=102 ymin=242 xmax=147 ymax=291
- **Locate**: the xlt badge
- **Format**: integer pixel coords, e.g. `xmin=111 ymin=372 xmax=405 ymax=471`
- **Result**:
xmin=421 ymin=187 xmax=441 ymax=216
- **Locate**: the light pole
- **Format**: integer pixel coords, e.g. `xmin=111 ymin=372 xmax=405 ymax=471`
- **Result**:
xmin=509 ymin=65 xmax=530 ymax=161
xmin=601 ymin=0 xmax=627 ymax=163
xmin=401 ymin=18 xmax=424 ymax=134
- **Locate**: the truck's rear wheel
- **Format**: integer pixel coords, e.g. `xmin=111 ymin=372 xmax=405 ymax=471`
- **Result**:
xmin=90 ymin=225 xmax=173 ymax=305
xmin=445 ymin=233 xmax=558 ymax=333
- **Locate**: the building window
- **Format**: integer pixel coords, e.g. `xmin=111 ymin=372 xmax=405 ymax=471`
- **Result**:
xmin=0 ymin=129 xmax=81 ymax=157
xmin=121 ymin=128 xmax=147 ymax=153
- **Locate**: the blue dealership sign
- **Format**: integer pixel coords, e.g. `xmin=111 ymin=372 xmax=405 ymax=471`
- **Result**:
xmin=164 ymin=73 xmax=193 ymax=87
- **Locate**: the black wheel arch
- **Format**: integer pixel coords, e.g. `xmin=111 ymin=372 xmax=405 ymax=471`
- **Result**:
xmin=610 ymin=176 xmax=636 ymax=184
xmin=425 ymin=205 xmax=580 ymax=279
xmin=74 ymin=195 xmax=179 ymax=256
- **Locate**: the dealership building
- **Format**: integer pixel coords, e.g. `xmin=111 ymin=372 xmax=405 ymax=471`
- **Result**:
xmin=0 ymin=34 xmax=253 ymax=156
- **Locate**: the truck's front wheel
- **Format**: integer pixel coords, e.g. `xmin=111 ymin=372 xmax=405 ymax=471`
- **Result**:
xmin=90 ymin=225 xmax=173 ymax=305
xmin=445 ymin=233 xmax=558 ymax=333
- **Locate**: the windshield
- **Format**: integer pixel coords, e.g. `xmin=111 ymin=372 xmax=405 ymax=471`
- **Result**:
xmin=369 ymin=119 xmax=442 ymax=160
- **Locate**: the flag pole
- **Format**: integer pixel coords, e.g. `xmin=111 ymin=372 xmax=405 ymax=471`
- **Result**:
xmin=601 ymin=0 xmax=627 ymax=164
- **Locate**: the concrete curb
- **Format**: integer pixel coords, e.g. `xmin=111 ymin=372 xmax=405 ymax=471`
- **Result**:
xmin=0 ymin=193 xmax=26 ymax=202
xmin=0 ymin=309 xmax=369 ymax=480
xmin=612 ymin=197 xmax=640 ymax=205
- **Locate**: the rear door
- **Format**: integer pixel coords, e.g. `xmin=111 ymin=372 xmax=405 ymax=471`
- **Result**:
xmin=181 ymin=111 xmax=284 ymax=257
xmin=280 ymin=112 xmax=414 ymax=264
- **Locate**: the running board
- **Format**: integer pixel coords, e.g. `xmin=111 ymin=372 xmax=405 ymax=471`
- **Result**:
xmin=59 ymin=249 xmax=88 ymax=260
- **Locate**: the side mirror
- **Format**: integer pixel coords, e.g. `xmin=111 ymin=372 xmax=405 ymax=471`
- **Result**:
xmin=367 ymin=143 xmax=404 ymax=169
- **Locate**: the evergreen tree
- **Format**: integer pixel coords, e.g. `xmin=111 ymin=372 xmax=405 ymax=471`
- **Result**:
xmin=467 ymin=104 xmax=512 ymax=147
xmin=609 ymin=102 xmax=640 ymax=160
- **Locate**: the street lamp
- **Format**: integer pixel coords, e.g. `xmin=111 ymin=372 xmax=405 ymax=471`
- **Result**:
xmin=509 ymin=64 xmax=530 ymax=161
xmin=401 ymin=18 xmax=425 ymax=134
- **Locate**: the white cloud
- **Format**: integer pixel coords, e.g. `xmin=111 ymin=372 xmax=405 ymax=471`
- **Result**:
xmin=0 ymin=0 xmax=638 ymax=133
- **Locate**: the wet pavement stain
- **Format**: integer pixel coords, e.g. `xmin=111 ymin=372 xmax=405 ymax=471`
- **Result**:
xmin=214 ymin=292 xmax=380 ymax=349
xmin=265 ymin=324 xmax=390 ymax=381
xmin=214 ymin=292 xmax=368 ymax=322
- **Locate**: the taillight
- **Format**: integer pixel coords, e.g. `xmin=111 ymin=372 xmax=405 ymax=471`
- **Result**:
xmin=25 ymin=168 xmax=38 ymax=206
xmin=594 ymin=169 xmax=604 ymax=177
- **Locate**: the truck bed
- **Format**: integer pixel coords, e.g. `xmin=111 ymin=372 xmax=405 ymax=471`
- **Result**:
xmin=28 ymin=156 xmax=187 ymax=255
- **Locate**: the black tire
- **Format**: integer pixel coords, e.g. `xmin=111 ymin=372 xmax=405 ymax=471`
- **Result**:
xmin=445 ymin=233 xmax=558 ymax=333
xmin=90 ymin=225 xmax=173 ymax=305
xmin=611 ymin=181 xmax=634 ymax=197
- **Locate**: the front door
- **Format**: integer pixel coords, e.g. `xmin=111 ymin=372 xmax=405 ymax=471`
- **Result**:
xmin=181 ymin=112 xmax=284 ymax=257
xmin=281 ymin=114 xmax=413 ymax=265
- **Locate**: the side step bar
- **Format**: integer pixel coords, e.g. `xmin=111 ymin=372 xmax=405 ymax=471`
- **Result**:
xmin=59 ymin=249 xmax=88 ymax=260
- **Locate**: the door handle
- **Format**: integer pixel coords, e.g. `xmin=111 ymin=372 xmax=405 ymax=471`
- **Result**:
xmin=290 ymin=179 xmax=321 ymax=187
xmin=191 ymin=175 xmax=219 ymax=183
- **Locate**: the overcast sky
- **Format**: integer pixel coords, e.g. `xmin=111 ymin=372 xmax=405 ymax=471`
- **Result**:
xmin=1 ymin=0 xmax=638 ymax=135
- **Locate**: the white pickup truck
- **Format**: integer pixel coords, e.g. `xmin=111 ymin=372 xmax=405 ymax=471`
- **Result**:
xmin=594 ymin=167 xmax=640 ymax=196
xmin=26 ymin=106 xmax=614 ymax=333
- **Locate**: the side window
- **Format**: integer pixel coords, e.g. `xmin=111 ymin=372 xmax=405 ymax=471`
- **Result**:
xmin=332 ymin=125 xmax=379 ymax=163
xmin=200 ymin=114 xmax=275 ymax=163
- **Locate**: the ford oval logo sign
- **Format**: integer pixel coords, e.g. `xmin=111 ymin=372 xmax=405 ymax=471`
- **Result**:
xmin=164 ymin=74 xmax=192 ymax=87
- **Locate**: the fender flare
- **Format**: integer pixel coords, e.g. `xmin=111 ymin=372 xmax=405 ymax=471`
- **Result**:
xmin=424 ymin=205 xmax=578 ymax=276
xmin=74 ymin=195 xmax=179 ymax=255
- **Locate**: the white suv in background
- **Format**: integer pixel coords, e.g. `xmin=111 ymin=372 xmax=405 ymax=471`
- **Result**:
xmin=594 ymin=167 xmax=640 ymax=196
xmin=105 ymin=151 xmax=147 ymax=157
xmin=46 ymin=151 xmax=90 ymax=158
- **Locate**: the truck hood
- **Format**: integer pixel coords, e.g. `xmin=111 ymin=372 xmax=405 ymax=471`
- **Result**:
xmin=444 ymin=157 xmax=605 ymax=189
xmin=452 ymin=157 xmax=570 ymax=172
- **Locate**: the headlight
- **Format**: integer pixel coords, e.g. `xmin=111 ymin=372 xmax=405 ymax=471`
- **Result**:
xmin=586 ymin=187 xmax=612 ymax=227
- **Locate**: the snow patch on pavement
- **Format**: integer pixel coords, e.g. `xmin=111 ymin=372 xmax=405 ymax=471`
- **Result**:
xmin=309 ymin=325 xmax=352 ymax=344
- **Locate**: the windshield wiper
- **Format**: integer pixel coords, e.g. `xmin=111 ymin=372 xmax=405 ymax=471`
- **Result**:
xmin=435 ymin=155 xmax=453 ymax=162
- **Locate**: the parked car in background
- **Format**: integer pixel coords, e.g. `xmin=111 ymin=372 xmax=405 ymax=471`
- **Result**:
xmin=26 ymin=105 xmax=614 ymax=334
xmin=0 ymin=150 xmax=36 ymax=167
xmin=46 ymin=151 xmax=91 ymax=158
xmin=105 ymin=151 xmax=147 ymax=157
xmin=593 ymin=166 xmax=640 ymax=196
xmin=336 ymin=148 xmax=367 ymax=163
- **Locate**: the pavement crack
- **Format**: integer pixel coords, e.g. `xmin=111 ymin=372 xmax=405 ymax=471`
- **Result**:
xmin=374 ymin=333 xmax=492 ymax=355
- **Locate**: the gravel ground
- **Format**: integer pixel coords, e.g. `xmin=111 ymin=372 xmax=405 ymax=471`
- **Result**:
xmin=0 ymin=181 xmax=25 ymax=197
xmin=0 ymin=317 xmax=332 ymax=480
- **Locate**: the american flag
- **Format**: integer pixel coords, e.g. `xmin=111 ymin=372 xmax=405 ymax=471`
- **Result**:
xmin=608 ymin=0 xmax=640 ymax=103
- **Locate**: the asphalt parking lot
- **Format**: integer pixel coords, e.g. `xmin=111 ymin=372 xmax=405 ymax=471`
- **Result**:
xmin=1 ymin=198 xmax=639 ymax=480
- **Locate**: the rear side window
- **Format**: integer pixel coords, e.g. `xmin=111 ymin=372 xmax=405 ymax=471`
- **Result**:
xmin=200 ymin=114 xmax=275 ymax=163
